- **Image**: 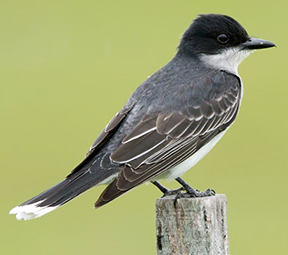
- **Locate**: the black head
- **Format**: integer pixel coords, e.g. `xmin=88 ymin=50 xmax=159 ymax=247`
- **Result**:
xmin=178 ymin=14 xmax=274 ymax=56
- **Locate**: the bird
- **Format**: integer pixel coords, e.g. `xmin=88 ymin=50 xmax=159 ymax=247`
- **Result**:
xmin=10 ymin=14 xmax=275 ymax=220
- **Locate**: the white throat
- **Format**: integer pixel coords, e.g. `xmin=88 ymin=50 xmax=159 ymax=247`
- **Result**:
xmin=199 ymin=48 xmax=252 ymax=75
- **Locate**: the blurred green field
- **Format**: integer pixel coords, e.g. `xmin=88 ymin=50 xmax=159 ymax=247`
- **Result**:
xmin=1 ymin=1 xmax=286 ymax=254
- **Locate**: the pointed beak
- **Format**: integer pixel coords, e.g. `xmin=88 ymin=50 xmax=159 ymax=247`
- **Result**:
xmin=240 ymin=37 xmax=276 ymax=50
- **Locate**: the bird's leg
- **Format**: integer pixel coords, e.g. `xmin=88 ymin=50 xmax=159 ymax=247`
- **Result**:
xmin=151 ymin=181 xmax=184 ymax=197
xmin=171 ymin=177 xmax=216 ymax=208
xmin=175 ymin=177 xmax=216 ymax=197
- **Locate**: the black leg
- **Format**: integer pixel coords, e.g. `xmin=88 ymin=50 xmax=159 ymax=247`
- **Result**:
xmin=152 ymin=178 xmax=215 ymax=209
xmin=151 ymin=181 xmax=184 ymax=197
xmin=175 ymin=177 xmax=216 ymax=197
xmin=151 ymin=181 xmax=169 ymax=194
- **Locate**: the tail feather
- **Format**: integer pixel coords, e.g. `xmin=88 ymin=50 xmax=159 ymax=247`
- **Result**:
xmin=10 ymin=103 xmax=130 ymax=221
xmin=9 ymin=172 xmax=100 ymax=220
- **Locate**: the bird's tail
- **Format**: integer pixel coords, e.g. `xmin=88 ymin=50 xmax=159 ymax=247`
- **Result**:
xmin=9 ymin=170 xmax=103 ymax=220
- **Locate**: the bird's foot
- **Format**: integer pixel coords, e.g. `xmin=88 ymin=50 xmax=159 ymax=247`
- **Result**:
xmin=173 ymin=177 xmax=216 ymax=208
xmin=161 ymin=187 xmax=185 ymax=197
xmin=173 ymin=188 xmax=216 ymax=208
xmin=175 ymin=177 xmax=216 ymax=197
xmin=151 ymin=179 xmax=215 ymax=209
xmin=186 ymin=187 xmax=216 ymax=197
xmin=151 ymin=180 xmax=185 ymax=197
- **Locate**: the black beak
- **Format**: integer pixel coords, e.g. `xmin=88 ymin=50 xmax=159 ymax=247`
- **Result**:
xmin=240 ymin=37 xmax=276 ymax=50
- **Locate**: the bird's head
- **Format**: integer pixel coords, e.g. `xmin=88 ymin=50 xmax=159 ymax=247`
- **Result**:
xmin=178 ymin=14 xmax=275 ymax=74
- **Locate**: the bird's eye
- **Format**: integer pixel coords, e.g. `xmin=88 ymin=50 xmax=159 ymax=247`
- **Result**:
xmin=217 ymin=33 xmax=229 ymax=44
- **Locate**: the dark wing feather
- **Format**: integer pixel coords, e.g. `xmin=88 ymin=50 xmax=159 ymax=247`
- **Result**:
xmin=95 ymin=135 xmax=199 ymax=207
xmin=95 ymin=85 xmax=241 ymax=207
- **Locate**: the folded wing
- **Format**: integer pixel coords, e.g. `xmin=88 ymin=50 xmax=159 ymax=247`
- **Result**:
xmin=95 ymin=85 xmax=241 ymax=207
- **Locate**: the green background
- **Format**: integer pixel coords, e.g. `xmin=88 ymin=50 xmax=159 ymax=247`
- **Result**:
xmin=1 ymin=1 xmax=286 ymax=254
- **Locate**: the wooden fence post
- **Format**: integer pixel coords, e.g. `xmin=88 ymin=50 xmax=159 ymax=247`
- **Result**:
xmin=155 ymin=194 xmax=229 ymax=255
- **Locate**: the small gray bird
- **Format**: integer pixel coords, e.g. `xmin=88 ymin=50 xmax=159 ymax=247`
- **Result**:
xmin=10 ymin=14 xmax=275 ymax=220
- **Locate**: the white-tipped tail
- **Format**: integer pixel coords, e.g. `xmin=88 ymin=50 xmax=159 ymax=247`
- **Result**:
xmin=9 ymin=160 xmax=111 ymax=221
xmin=9 ymin=201 xmax=59 ymax=220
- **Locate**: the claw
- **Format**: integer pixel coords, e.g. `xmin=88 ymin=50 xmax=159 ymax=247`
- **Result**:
xmin=172 ymin=188 xmax=216 ymax=208
xmin=188 ymin=188 xmax=216 ymax=197
xmin=173 ymin=190 xmax=183 ymax=208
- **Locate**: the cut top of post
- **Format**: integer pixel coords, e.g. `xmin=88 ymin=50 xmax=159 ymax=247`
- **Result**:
xmin=155 ymin=194 xmax=229 ymax=255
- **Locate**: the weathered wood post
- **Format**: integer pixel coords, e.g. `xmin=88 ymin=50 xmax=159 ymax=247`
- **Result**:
xmin=155 ymin=194 xmax=229 ymax=255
